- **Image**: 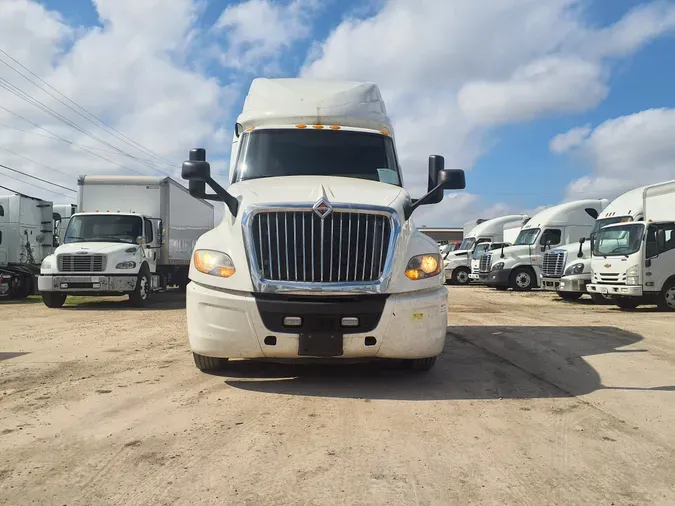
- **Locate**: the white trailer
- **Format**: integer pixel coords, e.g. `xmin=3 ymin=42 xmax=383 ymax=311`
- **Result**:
xmin=38 ymin=176 xmax=214 ymax=307
xmin=540 ymin=184 xmax=659 ymax=302
xmin=587 ymin=181 xmax=675 ymax=311
xmin=482 ymin=199 xmax=608 ymax=291
xmin=179 ymin=77 xmax=466 ymax=372
xmin=445 ymin=214 xmax=529 ymax=285
xmin=0 ymin=193 xmax=60 ymax=298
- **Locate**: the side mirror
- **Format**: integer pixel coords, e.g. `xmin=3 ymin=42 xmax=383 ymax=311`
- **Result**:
xmin=656 ymin=229 xmax=666 ymax=252
xmin=427 ymin=155 xmax=444 ymax=192
xmin=53 ymin=235 xmax=60 ymax=248
xmin=137 ymin=236 xmax=146 ymax=246
xmin=157 ymin=221 xmax=163 ymax=246
xmin=181 ymin=147 xmax=239 ymax=217
xmin=577 ymin=237 xmax=586 ymax=258
xmin=438 ymin=169 xmax=466 ymax=190
xmin=404 ymin=157 xmax=466 ymax=219
xmin=182 ymin=148 xmax=211 ymax=182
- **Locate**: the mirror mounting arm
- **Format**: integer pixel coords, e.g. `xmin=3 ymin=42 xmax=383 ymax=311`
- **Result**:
xmin=207 ymin=177 xmax=239 ymax=217
xmin=405 ymin=183 xmax=444 ymax=220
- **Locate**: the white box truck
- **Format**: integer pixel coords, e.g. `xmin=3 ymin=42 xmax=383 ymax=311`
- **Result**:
xmin=38 ymin=176 xmax=214 ymax=307
xmin=540 ymin=184 xmax=657 ymax=303
xmin=0 ymin=192 xmax=60 ymax=298
xmin=482 ymin=199 xmax=608 ymax=291
xmin=445 ymin=215 xmax=528 ymax=285
xmin=179 ymin=78 xmax=466 ymax=372
xmin=587 ymin=181 xmax=675 ymax=311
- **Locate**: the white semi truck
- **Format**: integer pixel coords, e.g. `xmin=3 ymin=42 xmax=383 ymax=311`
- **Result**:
xmin=38 ymin=176 xmax=213 ymax=308
xmin=540 ymin=185 xmax=654 ymax=302
xmin=180 ymin=78 xmax=466 ymax=372
xmin=587 ymin=181 xmax=675 ymax=311
xmin=469 ymin=216 xmax=529 ymax=282
xmin=445 ymin=214 xmax=528 ymax=285
xmin=0 ymin=192 xmax=61 ymax=298
xmin=481 ymin=199 xmax=608 ymax=291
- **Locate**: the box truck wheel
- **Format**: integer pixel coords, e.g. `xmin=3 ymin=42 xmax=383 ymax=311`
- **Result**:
xmin=403 ymin=356 xmax=437 ymax=372
xmin=451 ymin=268 xmax=470 ymax=285
xmin=657 ymin=281 xmax=675 ymax=312
xmin=614 ymin=296 xmax=639 ymax=310
xmin=557 ymin=291 xmax=582 ymax=301
xmin=590 ymin=293 xmax=613 ymax=305
xmin=510 ymin=267 xmax=534 ymax=291
xmin=42 ymin=292 xmax=66 ymax=308
xmin=193 ymin=353 xmax=228 ymax=372
xmin=129 ymin=267 xmax=151 ymax=307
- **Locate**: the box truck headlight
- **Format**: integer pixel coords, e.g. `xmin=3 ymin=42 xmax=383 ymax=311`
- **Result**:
xmin=491 ymin=262 xmax=504 ymax=271
xmin=116 ymin=261 xmax=137 ymax=269
xmin=405 ymin=254 xmax=441 ymax=280
xmin=194 ymin=250 xmax=235 ymax=278
xmin=564 ymin=262 xmax=584 ymax=276
xmin=626 ymin=265 xmax=639 ymax=285
xmin=41 ymin=260 xmax=51 ymax=270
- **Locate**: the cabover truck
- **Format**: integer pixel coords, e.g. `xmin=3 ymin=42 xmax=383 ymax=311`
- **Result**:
xmin=38 ymin=176 xmax=213 ymax=308
xmin=482 ymin=199 xmax=608 ymax=291
xmin=540 ymin=184 xmax=658 ymax=303
xmin=445 ymin=214 xmax=528 ymax=285
xmin=0 ymin=192 xmax=60 ymax=298
xmin=587 ymin=181 xmax=675 ymax=311
xmin=180 ymin=77 xmax=466 ymax=372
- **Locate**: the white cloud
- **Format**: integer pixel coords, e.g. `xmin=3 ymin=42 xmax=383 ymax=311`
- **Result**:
xmin=0 ymin=0 xmax=233 ymax=205
xmin=549 ymin=124 xmax=591 ymax=154
xmin=213 ymin=0 xmax=320 ymax=71
xmin=561 ymin=108 xmax=675 ymax=200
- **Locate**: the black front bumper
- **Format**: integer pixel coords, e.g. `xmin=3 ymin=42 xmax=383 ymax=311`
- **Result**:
xmin=486 ymin=268 xmax=512 ymax=287
xmin=253 ymin=293 xmax=388 ymax=334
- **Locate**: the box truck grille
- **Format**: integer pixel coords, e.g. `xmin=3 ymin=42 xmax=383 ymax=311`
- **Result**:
xmin=593 ymin=272 xmax=625 ymax=285
xmin=250 ymin=211 xmax=392 ymax=283
xmin=479 ymin=254 xmax=492 ymax=273
xmin=542 ymin=251 xmax=567 ymax=277
xmin=58 ymin=254 xmax=106 ymax=272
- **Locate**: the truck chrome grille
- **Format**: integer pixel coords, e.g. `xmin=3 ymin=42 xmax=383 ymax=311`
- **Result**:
xmin=542 ymin=250 xmax=567 ymax=277
xmin=250 ymin=210 xmax=392 ymax=283
xmin=593 ymin=272 xmax=625 ymax=285
xmin=479 ymin=254 xmax=492 ymax=273
xmin=58 ymin=254 xmax=106 ymax=272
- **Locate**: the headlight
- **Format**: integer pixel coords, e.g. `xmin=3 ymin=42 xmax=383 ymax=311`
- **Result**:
xmin=116 ymin=261 xmax=137 ymax=269
xmin=626 ymin=265 xmax=638 ymax=276
xmin=194 ymin=249 xmax=235 ymax=278
xmin=627 ymin=276 xmax=639 ymax=285
xmin=564 ymin=262 xmax=584 ymax=276
xmin=491 ymin=262 xmax=504 ymax=271
xmin=41 ymin=260 xmax=51 ymax=270
xmin=405 ymin=254 xmax=441 ymax=280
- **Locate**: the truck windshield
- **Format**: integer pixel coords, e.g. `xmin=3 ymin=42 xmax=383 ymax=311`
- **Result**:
xmin=514 ymin=228 xmax=540 ymax=245
xmin=472 ymin=242 xmax=491 ymax=259
xmin=233 ymin=129 xmax=402 ymax=185
xmin=64 ymin=215 xmax=143 ymax=244
xmin=457 ymin=237 xmax=475 ymax=251
xmin=589 ymin=216 xmax=633 ymax=238
xmin=592 ymin=224 xmax=644 ymax=257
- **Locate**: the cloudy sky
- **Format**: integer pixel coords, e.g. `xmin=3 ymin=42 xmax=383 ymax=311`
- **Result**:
xmin=1 ymin=0 xmax=674 ymax=226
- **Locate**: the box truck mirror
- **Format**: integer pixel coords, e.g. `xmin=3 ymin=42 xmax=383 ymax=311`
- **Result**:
xmin=182 ymin=147 xmax=240 ymax=217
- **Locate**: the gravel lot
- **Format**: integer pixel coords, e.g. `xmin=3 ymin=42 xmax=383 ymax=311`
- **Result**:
xmin=1 ymin=287 xmax=674 ymax=505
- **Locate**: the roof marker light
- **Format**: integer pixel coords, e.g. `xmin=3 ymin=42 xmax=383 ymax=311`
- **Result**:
xmin=246 ymin=126 xmax=255 ymax=131
xmin=312 ymin=125 xmax=324 ymax=129
xmin=330 ymin=125 xmax=340 ymax=130
xmin=380 ymin=129 xmax=390 ymax=136
xmin=296 ymin=124 xmax=307 ymax=128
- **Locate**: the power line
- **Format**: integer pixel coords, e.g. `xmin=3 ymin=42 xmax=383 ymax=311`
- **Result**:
xmin=0 ymin=163 xmax=76 ymax=193
xmin=0 ymin=49 xmax=180 ymax=169
xmin=0 ymin=145 xmax=76 ymax=180
xmin=0 ymin=169 xmax=75 ymax=200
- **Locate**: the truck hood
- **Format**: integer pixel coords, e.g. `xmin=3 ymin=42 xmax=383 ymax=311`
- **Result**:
xmin=549 ymin=241 xmax=591 ymax=259
xmin=55 ymin=242 xmax=137 ymax=255
xmin=495 ymin=244 xmax=534 ymax=260
xmin=230 ymin=176 xmax=405 ymax=209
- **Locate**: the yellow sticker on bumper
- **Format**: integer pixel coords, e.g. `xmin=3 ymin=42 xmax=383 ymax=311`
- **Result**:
xmin=413 ymin=313 xmax=424 ymax=321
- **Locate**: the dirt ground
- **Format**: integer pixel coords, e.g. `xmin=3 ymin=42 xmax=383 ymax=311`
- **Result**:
xmin=1 ymin=287 xmax=674 ymax=506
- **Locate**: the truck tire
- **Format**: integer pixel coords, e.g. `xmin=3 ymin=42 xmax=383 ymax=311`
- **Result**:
xmin=495 ymin=286 xmax=508 ymax=291
xmin=8 ymin=275 xmax=30 ymax=299
xmin=42 ymin=292 xmax=67 ymax=308
xmin=656 ymin=281 xmax=675 ymax=312
xmin=193 ymin=353 xmax=228 ymax=372
xmin=129 ymin=267 xmax=151 ymax=307
xmin=590 ymin=293 xmax=613 ymax=305
xmin=614 ymin=296 xmax=640 ymax=311
xmin=557 ymin=291 xmax=582 ymax=301
xmin=404 ymin=356 xmax=437 ymax=372
xmin=510 ymin=267 xmax=534 ymax=291
xmin=451 ymin=268 xmax=470 ymax=286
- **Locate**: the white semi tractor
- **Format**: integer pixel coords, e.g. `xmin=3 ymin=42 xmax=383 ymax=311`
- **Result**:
xmin=180 ymin=77 xmax=466 ymax=372
xmin=481 ymin=199 xmax=608 ymax=291
xmin=445 ymin=214 xmax=529 ymax=285
xmin=588 ymin=181 xmax=675 ymax=311
xmin=0 ymin=192 xmax=61 ymax=298
xmin=540 ymin=185 xmax=653 ymax=302
xmin=38 ymin=176 xmax=213 ymax=307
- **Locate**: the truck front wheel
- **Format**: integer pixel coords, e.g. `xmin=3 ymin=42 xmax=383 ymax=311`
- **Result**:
xmin=615 ymin=296 xmax=640 ymax=310
xmin=557 ymin=291 xmax=582 ymax=301
xmin=193 ymin=353 xmax=228 ymax=372
xmin=657 ymin=282 xmax=675 ymax=312
xmin=42 ymin=292 xmax=66 ymax=308
xmin=129 ymin=268 xmax=151 ymax=307
xmin=590 ymin=293 xmax=613 ymax=305
xmin=451 ymin=268 xmax=470 ymax=286
xmin=404 ymin=356 xmax=437 ymax=372
xmin=510 ymin=267 xmax=534 ymax=291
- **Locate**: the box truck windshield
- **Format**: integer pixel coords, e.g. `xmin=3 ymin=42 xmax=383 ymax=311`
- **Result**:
xmin=592 ymin=224 xmax=644 ymax=257
xmin=514 ymin=228 xmax=539 ymax=245
xmin=64 ymin=215 xmax=143 ymax=244
xmin=234 ymin=129 xmax=402 ymax=185
xmin=589 ymin=216 xmax=634 ymax=238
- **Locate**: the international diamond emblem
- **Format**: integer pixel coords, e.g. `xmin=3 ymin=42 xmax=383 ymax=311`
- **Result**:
xmin=313 ymin=197 xmax=332 ymax=219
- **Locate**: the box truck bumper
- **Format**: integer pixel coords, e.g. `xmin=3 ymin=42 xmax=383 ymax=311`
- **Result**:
xmin=186 ymin=282 xmax=448 ymax=360
xmin=587 ymin=283 xmax=642 ymax=297
xmin=38 ymin=274 xmax=137 ymax=293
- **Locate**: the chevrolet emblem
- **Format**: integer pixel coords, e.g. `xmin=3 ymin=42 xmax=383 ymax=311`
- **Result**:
xmin=604 ymin=263 xmax=611 ymax=268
